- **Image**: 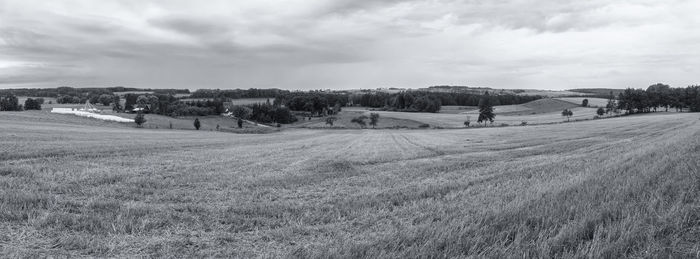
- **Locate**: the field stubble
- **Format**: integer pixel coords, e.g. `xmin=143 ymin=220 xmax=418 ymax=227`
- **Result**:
xmin=0 ymin=112 xmax=698 ymax=257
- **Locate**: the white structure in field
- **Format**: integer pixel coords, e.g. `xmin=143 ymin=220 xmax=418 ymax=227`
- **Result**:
xmin=51 ymin=108 xmax=133 ymax=123
xmin=79 ymin=100 xmax=101 ymax=113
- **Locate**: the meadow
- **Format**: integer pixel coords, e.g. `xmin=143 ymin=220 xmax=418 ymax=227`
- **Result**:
xmin=1 ymin=110 xmax=698 ymax=257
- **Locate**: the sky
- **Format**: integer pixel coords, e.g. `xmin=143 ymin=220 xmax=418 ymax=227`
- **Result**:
xmin=1 ymin=0 xmax=699 ymax=90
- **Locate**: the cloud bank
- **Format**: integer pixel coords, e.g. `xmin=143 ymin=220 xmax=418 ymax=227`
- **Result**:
xmin=1 ymin=0 xmax=699 ymax=90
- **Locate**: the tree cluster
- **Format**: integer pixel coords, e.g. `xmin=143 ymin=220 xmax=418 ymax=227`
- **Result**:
xmin=246 ymin=103 xmax=297 ymax=124
xmin=24 ymin=98 xmax=42 ymax=110
xmin=0 ymin=95 xmax=21 ymax=111
xmin=351 ymin=91 xmax=542 ymax=113
xmin=618 ymin=84 xmax=700 ymax=113
xmin=122 ymin=93 xmax=225 ymax=116
xmin=274 ymin=92 xmax=349 ymax=116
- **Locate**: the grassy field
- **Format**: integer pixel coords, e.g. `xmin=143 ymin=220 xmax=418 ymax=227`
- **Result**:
xmin=556 ymin=97 xmax=610 ymax=108
xmin=1 ymin=111 xmax=699 ymax=257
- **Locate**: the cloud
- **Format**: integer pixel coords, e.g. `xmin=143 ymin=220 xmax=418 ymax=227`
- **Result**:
xmin=1 ymin=0 xmax=699 ymax=89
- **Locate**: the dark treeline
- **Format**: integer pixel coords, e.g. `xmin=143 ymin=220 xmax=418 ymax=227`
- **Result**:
xmin=274 ymin=92 xmax=349 ymax=115
xmin=189 ymin=88 xmax=288 ymax=99
xmin=120 ymin=93 xmax=297 ymax=124
xmin=618 ymin=84 xmax=700 ymax=113
xmin=0 ymin=87 xmax=189 ymax=99
xmin=569 ymin=88 xmax=625 ymax=98
xmin=352 ymin=91 xmax=543 ymax=113
xmin=247 ymin=103 xmax=297 ymax=124
xmin=122 ymin=94 xmax=225 ymax=116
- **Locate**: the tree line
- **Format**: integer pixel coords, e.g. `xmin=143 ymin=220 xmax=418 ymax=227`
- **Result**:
xmin=0 ymin=96 xmax=44 ymax=111
xmin=0 ymin=87 xmax=188 ymax=100
xmin=189 ymin=88 xmax=288 ymax=99
xmin=618 ymin=84 xmax=700 ymax=113
xmin=351 ymin=91 xmax=543 ymax=113
xmin=274 ymin=91 xmax=348 ymax=116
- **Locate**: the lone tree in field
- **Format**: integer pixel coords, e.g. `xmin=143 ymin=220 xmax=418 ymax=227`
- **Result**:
xmin=194 ymin=118 xmax=201 ymax=130
xmin=596 ymin=107 xmax=605 ymax=116
xmin=477 ymin=91 xmax=495 ymax=125
xmin=351 ymin=115 xmax=368 ymax=128
xmin=325 ymin=117 xmax=337 ymax=127
xmin=134 ymin=112 xmax=146 ymax=128
xmin=562 ymin=109 xmax=573 ymax=121
xmin=464 ymin=116 xmax=471 ymax=127
xmin=582 ymin=99 xmax=589 ymax=107
xmin=369 ymin=113 xmax=379 ymax=128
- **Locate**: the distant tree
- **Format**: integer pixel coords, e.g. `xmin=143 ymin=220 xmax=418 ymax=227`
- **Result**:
xmin=369 ymin=113 xmax=379 ymax=128
xmin=134 ymin=112 xmax=146 ymax=127
xmin=230 ymin=105 xmax=252 ymax=120
xmin=464 ymin=116 xmax=471 ymax=127
xmin=169 ymin=121 xmax=173 ymax=129
xmin=136 ymin=95 xmax=149 ymax=107
xmin=237 ymin=118 xmax=244 ymax=128
xmin=35 ymin=98 xmax=44 ymax=105
xmin=596 ymin=107 xmax=605 ymax=116
xmin=216 ymin=124 xmax=220 ymax=131
xmin=112 ymin=95 xmax=122 ymax=112
xmin=477 ymin=91 xmax=495 ymax=125
xmin=97 ymin=94 xmax=113 ymax=106
xmin=562 ymin=109 xmax=573 ymax=121
xmin=325 ymin=117 xmax=337 ymax=126
xmin=351 ymin=115 xmax=368 ymax=128
xmin=24 ymin=98 xmax=41 ymax=110
xmin=605 ymin=98 xmax=615 ymax=114
xmin=582 ymin=99 xmax=589 ymax=107
xmin=194 ymin=118 xmax=201 ymax=130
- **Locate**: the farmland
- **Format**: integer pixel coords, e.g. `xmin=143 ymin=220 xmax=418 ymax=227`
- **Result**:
xmin=1 ymin=110 xmax=698 ymax=257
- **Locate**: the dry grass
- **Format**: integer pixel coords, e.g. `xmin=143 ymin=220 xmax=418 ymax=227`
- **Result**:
xmin=556 ymin=97 xmax=610 ymax=107
xmin=0 ymin=112 xmax=699 ymax=258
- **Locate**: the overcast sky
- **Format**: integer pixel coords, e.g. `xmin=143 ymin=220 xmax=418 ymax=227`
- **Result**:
xmin=1 ymin=0 xmax=699 ymax=90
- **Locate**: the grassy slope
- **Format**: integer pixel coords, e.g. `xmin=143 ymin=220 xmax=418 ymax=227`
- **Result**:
xmin=556 ymin=97 xmax=610 ymax=108
xmin=0 ymin=112 xmax=699 ymax=257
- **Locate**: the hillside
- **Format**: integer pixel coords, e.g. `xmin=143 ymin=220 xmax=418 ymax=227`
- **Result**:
xmin=1 ymin=111 xmax=698 ymax=257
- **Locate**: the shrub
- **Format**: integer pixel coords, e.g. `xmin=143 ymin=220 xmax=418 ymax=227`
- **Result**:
xmin=325 ymin=117 xmax=337 ymax=126
xmin=596 ymin=107 xmax=605 ymax=116
xmin=134 ymin=112 xmax=146 ymax=127
xmin=194 ymin=118 xmax=201 ymax=130
xmin=369 ymin=113 xmax=379 ymax=128
xmin=418 ymin=124 xmax=430 ymax=128
xmin=351 ymin=116 xmax=368 ymax=128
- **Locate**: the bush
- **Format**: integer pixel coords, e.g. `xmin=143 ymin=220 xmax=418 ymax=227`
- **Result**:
xmin=596 ymin=107 xmax=605 ymax=116
xmin=418 ymin=124 xmax=430 ymax=128
xmin=369 ymin=113 xmax=379 ymax=128
xmin=351 ymin=116 xmax=368 ymax=128
xmin=134 ymin=112 xmax=146 ymax=127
